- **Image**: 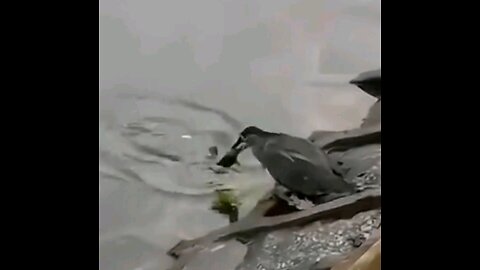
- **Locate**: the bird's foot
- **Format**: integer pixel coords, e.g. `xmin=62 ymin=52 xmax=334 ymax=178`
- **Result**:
xmin=273 ymin=186 xmax=293 ymax=202
xmin=289 ymin=194 xmax=315 ymax=210
xmin=272 ymin=186 xmax=314 ymax=210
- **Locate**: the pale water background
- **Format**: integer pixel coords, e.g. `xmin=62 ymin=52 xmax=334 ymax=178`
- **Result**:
xmin=99 ymin=0 xmax=380 ymax=269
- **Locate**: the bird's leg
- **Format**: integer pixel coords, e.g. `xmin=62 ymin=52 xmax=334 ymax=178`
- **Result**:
xmin=272 ymin=185 xmax=315 ymax=210
xmin=273 ymin=184 xmax=293 ymax=202
xmin=289 ymin=193 xmax=315 ymax=210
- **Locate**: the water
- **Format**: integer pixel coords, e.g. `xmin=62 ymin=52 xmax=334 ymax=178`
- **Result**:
xmin=99 ymin=1 xmax=380 ymax=269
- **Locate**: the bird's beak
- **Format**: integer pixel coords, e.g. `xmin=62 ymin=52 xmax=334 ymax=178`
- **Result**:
xmin=349 ymin=78 xmax=360 ymax=85
xmin=231 ymin=135 xmax=248 ymax=151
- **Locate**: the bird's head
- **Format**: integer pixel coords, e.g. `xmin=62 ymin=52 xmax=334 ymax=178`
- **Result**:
xmin=231 ymin=126 xmax=269 ymax=151
xmin=216 ymin=126 xmax=267 ymax=167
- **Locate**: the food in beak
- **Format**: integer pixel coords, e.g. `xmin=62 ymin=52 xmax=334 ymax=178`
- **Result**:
xmin=216 ymin=136 xmax=247 ymax=167
xmin=216 ymin=148 xmax=241 ymax=167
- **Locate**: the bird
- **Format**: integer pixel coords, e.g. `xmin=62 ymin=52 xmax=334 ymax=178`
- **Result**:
xmin=350 ymin=69 xmax=381 ymax=99
xmin=219 ymin=126 xmax=355 ymax=198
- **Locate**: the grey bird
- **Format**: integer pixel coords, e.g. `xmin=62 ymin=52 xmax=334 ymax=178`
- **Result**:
xmin=221 ymin=126 xmax=355 ymax=197
xmin=350 ymin=69 xmax=381 ymax=99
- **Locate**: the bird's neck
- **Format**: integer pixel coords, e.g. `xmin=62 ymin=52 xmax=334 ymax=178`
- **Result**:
xmin=262 ymin=131 xmax=281 ymax=137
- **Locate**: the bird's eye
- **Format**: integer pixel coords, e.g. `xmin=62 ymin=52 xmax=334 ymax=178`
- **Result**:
xmin=240 ymin=134 xmax=246 ymax=141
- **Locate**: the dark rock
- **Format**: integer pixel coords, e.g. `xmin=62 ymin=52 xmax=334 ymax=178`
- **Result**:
xmin=349 ymin=69 xmax=381 ymax=99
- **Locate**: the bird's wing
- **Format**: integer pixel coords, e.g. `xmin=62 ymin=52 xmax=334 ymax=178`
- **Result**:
xmin=265 ymin=136 xmax=348 ymax=179
xmin=263 ymin=137 xmax=323 ymax=165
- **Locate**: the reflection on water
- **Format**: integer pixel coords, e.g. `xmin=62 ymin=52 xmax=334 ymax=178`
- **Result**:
xmin=100 ymin=0 xmax=380 ymax=269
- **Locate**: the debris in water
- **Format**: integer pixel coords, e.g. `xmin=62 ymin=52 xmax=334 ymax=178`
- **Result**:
xmin=211 ymin=190 xmax=240 ymax=223
xmin=207 ymin=146 xmax=218 ymax=159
